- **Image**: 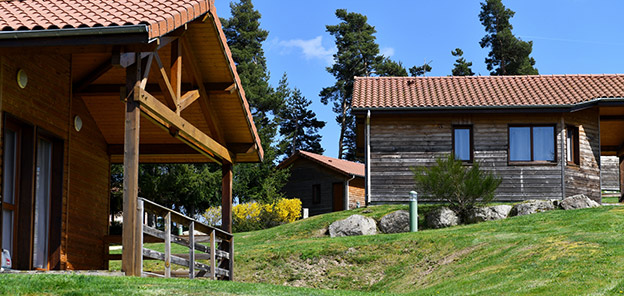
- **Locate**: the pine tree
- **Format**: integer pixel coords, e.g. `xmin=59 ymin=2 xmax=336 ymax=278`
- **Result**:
xmin=222 ymin=0 xmax=288 ymax=203
xmin=479 ymin=0 xmax=538 ymax=75
xmin=278 ymin=74 xmax=326 ymax=158
xmin=450 ymin=48 xmax=475 ymax=76
xmin=321 ymin=9 xmax=382 ymax=160
xmin=376 ymin=57 xmax=408 ymax=77
xmin=409 ymin=63 xmax=432 ymax=77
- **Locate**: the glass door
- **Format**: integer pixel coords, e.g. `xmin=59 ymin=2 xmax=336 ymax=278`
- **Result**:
xmin=32 ymin=137 xmax=52 ymax=270
xmin=2 ymin=128 xmax=19 ymax=256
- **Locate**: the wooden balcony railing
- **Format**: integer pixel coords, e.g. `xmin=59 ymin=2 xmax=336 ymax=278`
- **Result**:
xmin=106 ymin=198 xmax=233 ymax=280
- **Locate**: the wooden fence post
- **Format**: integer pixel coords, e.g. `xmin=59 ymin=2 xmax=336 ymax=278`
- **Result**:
xmin=189 ymin=221 xmax=195 ymax=279
xmin=137 ymin=199 xmax=144 ymax=276
xmin=228 ymin=237 xmax=234 ymax=281
xmin=164 ymin=212 xmax=171 ymax=278
xmin=209 ymin=229 xmax=216 ymax=280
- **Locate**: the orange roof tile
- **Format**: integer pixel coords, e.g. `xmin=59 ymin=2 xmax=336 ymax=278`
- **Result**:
xmin=352 ymin=75 xmax=624 ymax=109
xmin=0 ymin=0 xmax=212 ymax=39
xmin=278 ymin=151 xmax=364 ymax=178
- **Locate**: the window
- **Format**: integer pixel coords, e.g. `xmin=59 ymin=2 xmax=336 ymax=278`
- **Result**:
xmin=452 ymin=125 xmax=473 ymax=162
xmin=509 ymin=125 xmax=556 ymax=162
xmin=312 ymin=184 xmax=321 ymax=204
xmin=566 ymin=125 xmax=580 ymax=165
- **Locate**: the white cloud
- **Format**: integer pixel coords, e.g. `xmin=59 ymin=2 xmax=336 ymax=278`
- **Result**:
xmin=278 ymin=36 xmax=336 ymax=65
xmin=380 ymin=47 xmax=395 ymax=58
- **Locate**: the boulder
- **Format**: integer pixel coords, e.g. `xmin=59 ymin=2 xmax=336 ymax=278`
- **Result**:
xmin=425 ymin=207 xmax=460 ymax=229
xmin=510 ymin=200 xmax=556 ymax=216
xmin=379 ymin=210 xmax=410 ymax=234
xmin=466 ymin=205 xmax=512 ymax=223
xmin=329 ymin=214 xmax=377 ymax=237
xmin=560 ymin=194 xmax=600 ymax=210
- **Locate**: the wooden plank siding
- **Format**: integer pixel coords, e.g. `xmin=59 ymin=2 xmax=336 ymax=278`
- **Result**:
xmin=600 ymin=156 xmax=620 ymax=191
xmin=0 ymin=54 xmax=110 ymax=270
xmin=347 ymin=178 xmax=365 ymax=209
xmin=281 ymin=158 xmax=353 ymax=216
xmin=563 ymin=108 xmax=601 ymax=201
xmin=368 ymin=109 xmax=601 ymax=203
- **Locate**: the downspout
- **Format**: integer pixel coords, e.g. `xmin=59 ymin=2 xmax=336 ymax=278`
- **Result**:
xmin=365 ymin=109 xmax=371 ymax=206
xmin=344 ymin=175 xmax=356 ymax=210
xmin=560 ymin=115 xmax=566 ymax=199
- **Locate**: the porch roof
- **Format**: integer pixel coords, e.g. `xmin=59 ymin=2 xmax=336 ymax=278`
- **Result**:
xmin=353 ymin=75 xmax=624 ymax=111
xmin=0 ymin=0 xmax=263 ymax=163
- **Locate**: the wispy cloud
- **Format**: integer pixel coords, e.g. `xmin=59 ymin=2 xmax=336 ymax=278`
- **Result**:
xmin=380 ymin=47 xmax=395 ymax=58
xmin=278 ymin=36 xmax=336 ymax=65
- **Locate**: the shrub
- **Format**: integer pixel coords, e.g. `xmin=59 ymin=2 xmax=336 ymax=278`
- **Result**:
xmin=203 ymin=198 xmax=302 ymax=233
xmin=411 ymin=154 xmax=501 ymax=220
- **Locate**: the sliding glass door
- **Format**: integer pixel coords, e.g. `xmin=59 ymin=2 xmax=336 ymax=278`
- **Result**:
xmin=33 ymin=138 xmax=52 ymax=269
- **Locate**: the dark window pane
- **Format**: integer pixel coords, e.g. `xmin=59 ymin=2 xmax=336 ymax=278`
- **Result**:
xmin=533 ymin=126 xmax=555 ymax=161
xmin=509 ymin=127 xmax=531 ymax=161
xmin=454 ymin=128 xmax=471 ymax=161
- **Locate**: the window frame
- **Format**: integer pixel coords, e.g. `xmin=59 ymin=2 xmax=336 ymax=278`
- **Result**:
xmin=507 ymin=124 xmax=557 ymax=164
xmin=566 ymin=125 xmax=580 ymax=166
xmin=312 ymin=184 xmax=321 ymax=204
xmin=452 ymin=125 xmax=474 ymax=163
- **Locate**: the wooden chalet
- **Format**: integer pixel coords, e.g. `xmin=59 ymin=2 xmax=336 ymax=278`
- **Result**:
xmin=0 ymin=0 xmax=262 ymax=279
xmin=278 ymin=151 xmax=365 ymax=216
xmin=352 ymin=75 xmax=624 ymax=204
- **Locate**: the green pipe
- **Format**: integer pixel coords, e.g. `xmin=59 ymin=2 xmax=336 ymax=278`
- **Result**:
xmin=409 ymin=191 xmax=418 ymax=232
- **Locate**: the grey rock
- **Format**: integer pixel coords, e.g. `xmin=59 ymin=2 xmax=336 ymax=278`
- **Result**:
xmin=329 ymin=214 xmax=377 ymax=237
xmin=510 ymin=200 xmax=556 ymax=216
xmin=560 ymin=194 xmax=600 ymax=210
xmin=425 ymin=207 xmax=460 ymax=229
xmin=466 ymin=205 xmax=512 ymax=223
xmin=379 ymin=210 xmax=410 ymax=234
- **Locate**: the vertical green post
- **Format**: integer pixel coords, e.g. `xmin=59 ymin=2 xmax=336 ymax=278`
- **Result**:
xmin=409 ymin=191 xmax=418 ymax=232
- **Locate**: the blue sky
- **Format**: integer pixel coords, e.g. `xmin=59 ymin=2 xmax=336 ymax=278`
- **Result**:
xmin=214 ymin=0 xmax=624 ymax=159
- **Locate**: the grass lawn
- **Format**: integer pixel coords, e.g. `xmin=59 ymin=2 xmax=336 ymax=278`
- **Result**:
xmin=602 ymin=196 xmax=621 ymax=204
xmin=65 ymin=204 xmax=624 ymax=295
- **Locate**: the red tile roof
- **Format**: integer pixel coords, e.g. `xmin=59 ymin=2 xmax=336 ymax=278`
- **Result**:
xmin=278 ymin=151 xmax=365 ymax=178
xmin=352 ymin=75 xmax=624 ymax=109
xmin=0 ymin=0 xmax=212 ymax=39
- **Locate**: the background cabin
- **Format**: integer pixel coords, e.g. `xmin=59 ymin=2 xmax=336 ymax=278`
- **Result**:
xmin=0 ymin=0 xmax=262 ymax=277
xmin=352 ymin=75 xmax=624 ymax=204
xmin=278 ymin=151 xmax=364 ymax=216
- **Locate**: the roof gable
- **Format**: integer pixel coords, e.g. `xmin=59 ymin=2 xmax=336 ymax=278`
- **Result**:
xmin=353 ymin=75 xmax=624 ymax=110
xmin=278 ymin=151 xmax=364 ymax=178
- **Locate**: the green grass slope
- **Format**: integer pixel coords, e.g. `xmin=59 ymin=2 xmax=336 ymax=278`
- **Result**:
xmin=234 ymin=205 xmax=624 ymax=295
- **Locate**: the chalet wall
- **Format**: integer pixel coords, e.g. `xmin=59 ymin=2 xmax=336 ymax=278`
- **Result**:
xmin=367 ymin=112 xmax=602 ymax=203
xmin=0 ymin=54 xmax=109 ymax=270
xmin=348 ymin=178 xmax=365 ymax=209
xmin=65 ymin=95 xmax=110 ymax=270
xmin=281 ymin=158 xmax=347 ymax=216
xmin=600 ymin=156 xmax=620 ymax=191
xmin=563 ymin=108 xmax=601 ymax=201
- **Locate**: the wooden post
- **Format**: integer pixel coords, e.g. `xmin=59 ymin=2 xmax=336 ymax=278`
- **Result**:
xmin=221 ymin=163 xmax=233 ymax=233
xmin=122 ymin=52 xmax=142 ymax=276
xmin=188 ymin=221 xmax=195 ymax=279
xmin=228 ymin=237 xmax=234 ymax=281
xmin=137 ymin=199 xmax=144 ymax=276
xmin=209 ymin=229 xmax=216 ymax=280
xmin=164 ymin=212 xmax=171 ymax=278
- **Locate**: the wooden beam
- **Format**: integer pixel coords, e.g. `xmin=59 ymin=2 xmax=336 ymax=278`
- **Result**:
xmin=600 ymin=115 xmax=624 ymax=122
xmin=122 ymin=52 xmax=142 ymax=277
xmin=136 ymin=88 xmax=234 ymax=164
xmin=112 ymin=52 xmax=152 ymax=69
xmin=228 ymin=143 xmax=256 ymax=154
xmin=177 ymin=90 xmax=201 ymax=112
xmin=76 ymin=83 xmax=230 ymax=96
xmin=73 ymin=59 xmax=113 ymax=93
xmin=221 ymin=163 xmax=233 ymax=234
xmin=180 ymin=36 xmax=225 ymax=144
xmin=152 ymin=51 xmax=177 ymax=110
xmin=108 ymin=143 xmax=199 ymax=155
xmin=164 ymin=212 xmax=171 ymax=278
xmin=171 ymin=39 xmax=182 ymax=103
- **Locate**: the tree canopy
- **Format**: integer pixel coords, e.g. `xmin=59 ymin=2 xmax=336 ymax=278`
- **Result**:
xmin=479 ymin=0 xmax=538 ymax=75
xmin=451 ymin=48 xmax=475 ymax=76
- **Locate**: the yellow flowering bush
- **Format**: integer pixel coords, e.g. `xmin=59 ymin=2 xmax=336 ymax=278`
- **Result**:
xmin=229 ymin=198 xmax=302 ymax=232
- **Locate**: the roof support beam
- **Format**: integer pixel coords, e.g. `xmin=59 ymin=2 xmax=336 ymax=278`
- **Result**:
xmin=73 ymin=59 xmax=113 ymax=93
xmin=180 ymin=36 xmax=225 ymax=144
xmin=152 ymin=50 xmax=178 ymax=110
xmin=135 ymin=87 xmax=233 ymax=164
